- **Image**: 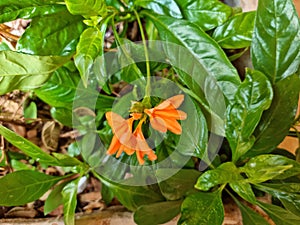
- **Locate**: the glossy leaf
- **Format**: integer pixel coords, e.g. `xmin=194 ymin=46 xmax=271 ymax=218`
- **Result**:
xmin=175 ymin=0 xmax=232 ymax=31
xmin=75 ymin=27 xmax=103 ymax=86
xmin=17 ymin=10 xmax=85 ymax=56
xmin=233 ymin=198 xmax=270 ymax=225
xmin=44 ymin=181 xmax=67 ymax=215
xmin=156 ymin=169 xmax=201 ymax=200
xmin=212 ymin=11 xmax=255 ymax=49
xmin=62 ymin=178 xmax=79 ymax=225
xmin=178 ymin=190 xmax=224 ymax=225
xmin=249 ymin=74 xmax=300 ymax=156
xmin=143 ymin=11 xmax=241 ymax=103
xmin=0 ymin=0 xmax=64 ymax=23
xmin=50 ymin=107 xmax=73 ymax=127
xmin=229 ymin=182 xmax=256 ymax=204
xmin=135 ymin=0 xmax=182 ymax=18
xmin=225 ymin=69 xmax=273 ymax=162
xmin=35 ymin=66 xmax=115 ymax=110
xmin=0 ymin=51 xmax=69 ymax=95
xmin=0 ymin=125 xmax=60 ymax=166
xmin=0 ymin=170 xmax=67 ymax=206
xmin=65 ymin=0 xmax=106 ymax=16
xmin=255 ymin=183 xmax=300 ymax=217
xmin=100 ymin=177 xmax=165 ymax=211
xmin=195 ymin=162 xmax=240 ymax=191
xmin=52 ymin=153 xmax=82 ymax=167
xmin=242 ymin=154 xmax=300 ymax=183
xmin=134 ymin=200 xmax=182 ymax=225
xmin=258 ymin=201 xmax=300 ymax=225
xmin=251 ymin=0 xmax=300 ymax=83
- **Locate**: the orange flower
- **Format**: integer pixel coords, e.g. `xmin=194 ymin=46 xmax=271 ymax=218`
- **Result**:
xmin=144 ymin=95 xmax=187 ymax=135
xmin=106 ymin=112 xmax=157 ymax=165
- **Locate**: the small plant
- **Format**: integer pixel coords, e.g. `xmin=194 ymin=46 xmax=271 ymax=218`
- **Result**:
xmin=0 ymin=0 xmax=300 ymax=224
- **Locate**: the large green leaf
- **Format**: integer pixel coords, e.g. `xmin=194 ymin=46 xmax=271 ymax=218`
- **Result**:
xmin=249 ymin=74 xmax=300 ymax=156
xmin=255 ymin=183 xmax=300 ymax=217
xmin=134 ymin=200 xmax=182 ymax=225
xmin=212 ymin=11 xmax=255 ymax=49
xmin=0 ymin=51 xmax=69 ymax=95
xmin=0 ymin=0 xmax=64 ymax=23
xmin=156 ymin=169 xmax=201 ymax=200
xmin=178 ymin=190 xmax=224 ymax=225
xmin=65 ymin=0 xmax=106 ymax=16
xmin=74 ymin=27 xmax=103 ymax=86
xmin=229 ymin=181 xmax=256 ymax=204
xmin=195 ymin=162 xmax=240 ymax=191
xmin=225 ymin=69 xmax=273 ymax=162
xmin=0 ymin=125 xmax=60 ymax=166
xmin=62 ymin=178 xmax=79 ymax=225
xmin=17 ymin=10 xmax=85 ymax=56
xmin=258 ymin=201 xmax=300 ymax=225
xmin=135 ymin=0 xmax=182 ymax=18
xmin=233 ymin=197 xmax=270 ymax=225
xmin=44 ymin=181 xmax=67 ymax=215
xmin=251 ymin=0 xmax=300 ymax=83
xmin=175 ymin=0 xmax=232 ymax=31
xmin=242 ymin=154 xmax=300 ymax=183
xmin=100 ymin=177 xmax=165 ymax=211
xmin=35 ymin=66 xmax=115 ymax=110
xmin=0 ymin=170 xmax=67 ymax=206
xmin=143 ymin=11 xmax=240 ymax=103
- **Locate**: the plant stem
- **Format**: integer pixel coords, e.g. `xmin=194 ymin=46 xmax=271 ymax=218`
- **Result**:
xmin=133 ymin=10 xmax=151 ymax=97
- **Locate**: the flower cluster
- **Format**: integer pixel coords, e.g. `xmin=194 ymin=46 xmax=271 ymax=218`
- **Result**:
xmin=106 ymin=95 xmax=187 ymax=165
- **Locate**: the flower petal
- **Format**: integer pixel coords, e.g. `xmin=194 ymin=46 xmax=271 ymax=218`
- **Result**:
xmin=156 ymin=94 xmax=184 ymax=110
xmin=106 ymin=135 xmax=121 ymax=155
xmin=164 ymin=118 xmax=182 ymax=135
xmin=154 ymin=109 xmax=187 ymax=120
xmin=150 ymin=117 xmax=167 ymax=133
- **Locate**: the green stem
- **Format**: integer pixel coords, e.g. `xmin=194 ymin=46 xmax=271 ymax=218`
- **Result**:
xmin=133 ymin=10 xmax=151 ymax=97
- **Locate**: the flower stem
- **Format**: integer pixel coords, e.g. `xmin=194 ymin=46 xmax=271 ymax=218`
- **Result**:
xmin=134 ymin=10 xmax=151 ymax=97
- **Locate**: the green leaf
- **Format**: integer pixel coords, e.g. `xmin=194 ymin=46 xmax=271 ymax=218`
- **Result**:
xmin=134 ymin=200 xmax=182 ymax=225
xmin=175 ymin=0 xmax=232 ymax=31
xmin=143 ymin=11 xmax=240 ymax=102
xmin=75 ymin=27 xmax=103 ymax=86
xmin=62 ymin=178 xmax=79 ymax=225
xmin=35 ymin=66 xmax=114 ymax=110
xmin=195 ymin=162 xmax=240 ymax=191
xmin=10 ymin=159 xmax=33 ymax=171
xmin=52 ymin=153 xmax=82 ymax=167
xmin=156 ymin=169 xmax=201 ymax=200
xmin=229 ymin=182 xmax=256 ymax=204
xmin=0 ymin=42 xmax=11 ymax=50
xmin=257 ymin=201 xmax=300 ymax=225
xmin=255 ymin=183 xmax=300 ymax=217
xmin=50 ymin=107 xmax=73 ymax=127
xmin=249 ymin=74 xmax=300 ymax=156
xmin=0 ymin=170 xmax=67 ymax=206
xmin=251 ymin=0 xmax=300 ymax=83
xmin=44 ymin=181 xmax=67 ymax=215
xmin=135 ymin=0 xmax=182 ymax=18
xmin=212 ymin=11 xmax=255 ymax=49
xmin=0 ymin=51 xmax=70 ymax=95
xmin=23 ymin=101 xmax=37 ymax=122
xmin=0 ymin=0 xmax=64 ymax=23
xmin=233 ymin=197 xmax=270 ymax=225
xmin=178 ymin=190 xmax=224 ymax=225
xmin=225 ymin=69 xmax=273 ymax=162
xmin=100 ymin=177 xmax=165 ymax=211
xmin=65 ymin=0 xmax=106 ymax=16
xmin=0 ymin=125 xmax=60 ymax=166
xmin=17 ymin=10 xmax=85 ymax=56
xmin=242 ymin=154 xmax=300 ymax=183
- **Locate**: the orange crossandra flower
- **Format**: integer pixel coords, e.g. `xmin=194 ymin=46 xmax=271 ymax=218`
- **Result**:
xmin=106 ymin=112 xmax=157 ymax=165
xmin=144 ymin=94 xmax=187 ymax=135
